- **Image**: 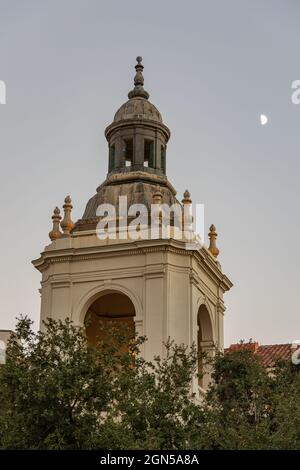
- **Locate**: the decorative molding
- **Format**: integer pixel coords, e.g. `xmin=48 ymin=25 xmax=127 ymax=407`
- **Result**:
xmin=51 ymin=279 xmax=72 ymax=288
xmin=74 ymin=282 xmax=143 ymax=326
xmin=216 ymin=299 xmax=226 ymax=315
xmin=189 ymin=269 xmax=200 ymax=287
xmin=33 ymin=238 xmax=232 ymax=292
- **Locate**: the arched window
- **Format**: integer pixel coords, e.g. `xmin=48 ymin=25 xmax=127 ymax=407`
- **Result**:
xmin=144 ymin=139 xmax=154 ymax=168
xmin=124 ymin=139 xmax=133 ymax=167
xmin=85 ymin=292 xmax=135 ymax=348
xmin=197 ymin=304 xmax=214 ymax=389
xmin=109 ymin=144 xmax=115 ymax=172
xmin=161 ymin=145 xmax=166 ymax=174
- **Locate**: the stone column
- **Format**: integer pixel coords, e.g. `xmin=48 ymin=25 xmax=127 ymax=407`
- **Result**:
xmin=155 ymin=132 xmax=162 ymax=170
xmin=134 ymin=127 xmax=144 ymax=169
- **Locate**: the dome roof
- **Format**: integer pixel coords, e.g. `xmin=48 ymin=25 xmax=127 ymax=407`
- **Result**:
xmin=113 ymin=97 xmax=162 ymax=123
xmin=76 ymin=172 xmax=180 ymax=230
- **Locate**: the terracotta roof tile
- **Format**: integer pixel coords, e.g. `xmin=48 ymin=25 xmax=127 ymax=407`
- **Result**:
xmin=226 ymin=342 xmax=292 ymax=367
xmin=256 ymin=344 xmax=292 ymax=367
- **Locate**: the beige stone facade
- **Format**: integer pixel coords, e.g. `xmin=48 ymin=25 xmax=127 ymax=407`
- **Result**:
xmin=0 ymin=330 xmax=12 ymax=364
xmin=0 ymin=330 xmax=12 ymax=347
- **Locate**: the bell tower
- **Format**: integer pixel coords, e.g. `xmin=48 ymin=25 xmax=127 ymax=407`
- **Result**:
xmin=33 ymin=57 xmax=232 ymax=392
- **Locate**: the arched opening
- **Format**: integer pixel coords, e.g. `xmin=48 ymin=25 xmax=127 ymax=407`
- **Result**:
xmin=85 ymin=292 xmax=136 ymax=348
xmin=161 ymin=145 xmax=166 ymax=174
xmin=123 ymin=138 xmax=133 ymax=167
xmin=197 ymin=304 xmax=214 ymax=389
xmin=108 ymin=144 xmax=115 ymax=172
xmin=144 ymin=139 xmax=154 ymax=168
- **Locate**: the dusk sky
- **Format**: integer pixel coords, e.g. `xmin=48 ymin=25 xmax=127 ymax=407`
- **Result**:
xmin=1 ymin=0 xmax=300 ymax=346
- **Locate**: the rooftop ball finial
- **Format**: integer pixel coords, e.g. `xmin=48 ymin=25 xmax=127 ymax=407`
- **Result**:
xmin=128 ymin=56 xmax=149 ymax=100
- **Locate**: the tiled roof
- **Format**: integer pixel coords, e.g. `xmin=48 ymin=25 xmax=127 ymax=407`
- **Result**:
xmin=226 ymin=342 xmax=292 ymax=367
xmin=256 ymin=344 xmax=292 ymax=367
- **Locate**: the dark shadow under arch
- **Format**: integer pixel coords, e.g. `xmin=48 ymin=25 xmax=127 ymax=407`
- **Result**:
xmin=197 ymin=304 xmax=214 ymax=389
xmin=85 ymin=292 xmax=136 ymax=347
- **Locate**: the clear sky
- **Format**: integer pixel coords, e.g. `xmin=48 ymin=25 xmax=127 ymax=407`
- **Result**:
xmin=0 ymin=0 xmax=300 ymax=346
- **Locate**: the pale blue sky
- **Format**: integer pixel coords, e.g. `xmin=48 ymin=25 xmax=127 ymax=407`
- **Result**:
xmin=0 ymin=0 xmax=300 ymax=346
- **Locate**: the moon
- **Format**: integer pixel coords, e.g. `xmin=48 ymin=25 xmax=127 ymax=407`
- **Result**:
xmin=260 ymin=114 xmax=268 ymax=126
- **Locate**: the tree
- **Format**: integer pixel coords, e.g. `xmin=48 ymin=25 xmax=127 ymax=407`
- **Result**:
xmin=1 ymin=318 xmax=300 ymax=450
xmin=202 ymin=348 xmax=274 ymax=449
xmin=0 ymin=317 xmax=115 ymax=449
xmin=200 ymin=348 xmax=300 ymax=450
xmin=0 ymin=317 xmax=201 ymax=450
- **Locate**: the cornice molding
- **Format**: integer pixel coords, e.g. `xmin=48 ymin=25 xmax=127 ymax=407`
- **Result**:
xmin=32 ymin=238 xmax=232 ymax=291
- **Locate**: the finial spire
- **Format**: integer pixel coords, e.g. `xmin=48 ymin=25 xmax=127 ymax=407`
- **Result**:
xmin=61 ymin=195 xmax=75 ymax=236
xmin=49 ymin=207 xmax=62 ymax=241
xmin=208 ymin=224 xmax=219 ymax=258
xmin=128 ymin=56 xmax=149 ymax=100
xmin=134 ymin=56 xmax=144 ymax=86
xmin=182 ymin=189 xmax=192 ymax=204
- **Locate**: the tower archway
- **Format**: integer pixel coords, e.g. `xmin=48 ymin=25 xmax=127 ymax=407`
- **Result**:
xmin=84 ymin=291 xmax=136 ymax=347
xmin=197 ymin=304 xmax=214 ymax=389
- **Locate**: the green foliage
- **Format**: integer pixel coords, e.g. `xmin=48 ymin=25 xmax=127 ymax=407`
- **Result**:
xmin=201 ymin=350 xmax=300 ymax=450
xmin=203 ymin=349 xmax=274 ymax=449
xmin=0 ymin=317 xmax=113 ymax=449
xmin=0 ymin=317 xmax=200 ymax=450
xmin=0 ymin=317 xmax=300 ymax=450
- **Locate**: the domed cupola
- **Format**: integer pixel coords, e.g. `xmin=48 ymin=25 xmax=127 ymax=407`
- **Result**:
xmin=104 ymin=56 xmax=170 ymax=176
xmin=77 ymin=57 xmax=179 ymax=229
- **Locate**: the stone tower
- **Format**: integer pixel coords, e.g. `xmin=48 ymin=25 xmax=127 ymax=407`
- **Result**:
xmin=33 ymin=58 xmax=232 ymax=392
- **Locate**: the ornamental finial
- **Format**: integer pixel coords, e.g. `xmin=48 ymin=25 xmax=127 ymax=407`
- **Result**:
xmin=128 ymin=56 xmax=149 ymax=100
xmin=182 ymin=190 xmax=193 ymax=232
xmin=49 ymin=207 xmax=62 ymax=241
xmin=61 ymin=195 xmax=75 ymax=236
xmin=208 ymin=224 xmax=219 ymax=259
xmin=182 ymin=189 xmax=192 ymax=204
